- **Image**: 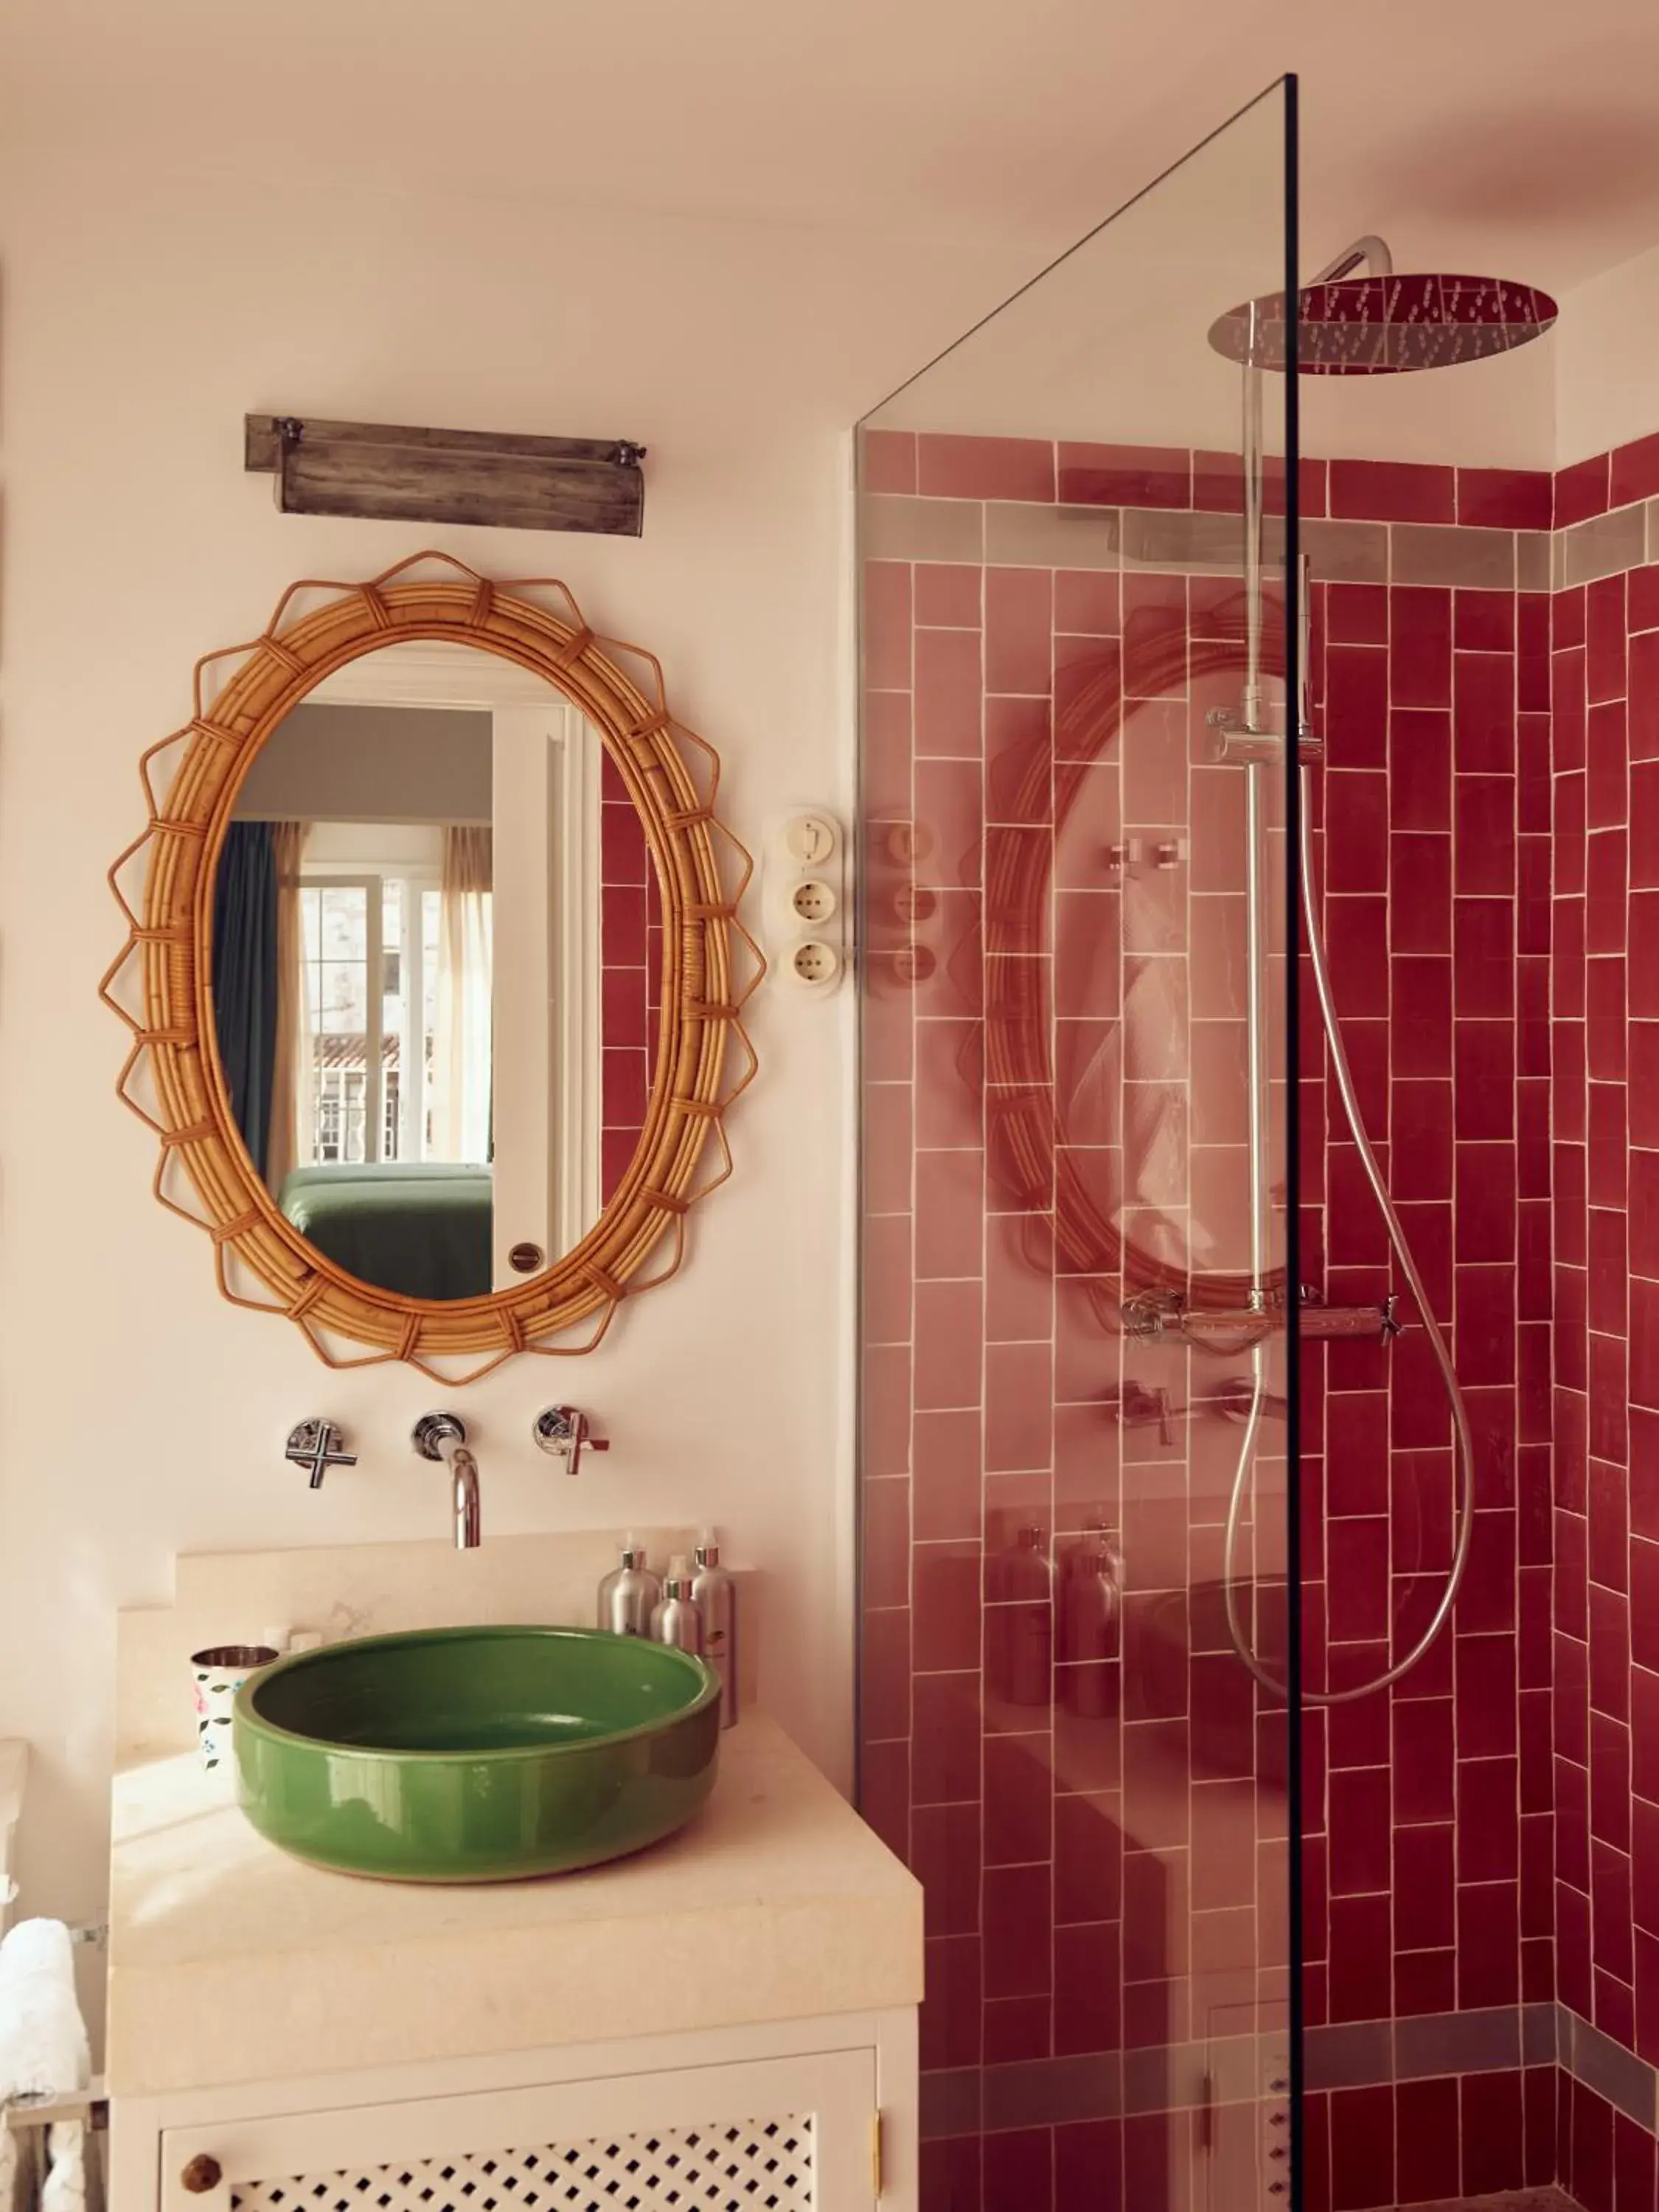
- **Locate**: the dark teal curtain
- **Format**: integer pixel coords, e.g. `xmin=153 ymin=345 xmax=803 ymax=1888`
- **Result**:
xmin=213 ymin=822 xmax=279 ymax=1182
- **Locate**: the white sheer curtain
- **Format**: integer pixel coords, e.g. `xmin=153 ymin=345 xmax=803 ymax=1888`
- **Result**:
xmin=268 ymin=821 xmax=310 ymax=1189
xmin=433 ymin=826 xmax=493 ymax=1163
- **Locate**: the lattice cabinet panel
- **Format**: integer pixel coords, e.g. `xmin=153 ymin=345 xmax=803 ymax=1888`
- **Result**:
xmin=154 ymin=2044 xmax=882 ymax=2212
xmin=229 ymin=2115 xmax=816 ymax=2212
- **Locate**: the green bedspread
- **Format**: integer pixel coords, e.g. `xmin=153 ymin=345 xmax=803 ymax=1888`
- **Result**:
xmin=278 ymin=1164 xmax=493 ymax=1302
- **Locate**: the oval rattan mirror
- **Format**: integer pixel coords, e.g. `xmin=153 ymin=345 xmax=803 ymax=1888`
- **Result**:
xmin=102 ymin=554 xmax=759 ymax=1382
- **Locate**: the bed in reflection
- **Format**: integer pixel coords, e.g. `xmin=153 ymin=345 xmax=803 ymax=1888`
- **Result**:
xmin=277 ymin=1163 xmax=493 ymax=1302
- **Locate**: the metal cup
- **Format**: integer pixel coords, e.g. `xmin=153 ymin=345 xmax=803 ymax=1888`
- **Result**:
xmin=190 ymin=1644 xmax=279 ymax=1775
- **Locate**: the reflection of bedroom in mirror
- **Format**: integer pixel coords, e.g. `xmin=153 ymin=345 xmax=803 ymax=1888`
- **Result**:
xmin=210 ymin=641 xmax=661 ymax=1303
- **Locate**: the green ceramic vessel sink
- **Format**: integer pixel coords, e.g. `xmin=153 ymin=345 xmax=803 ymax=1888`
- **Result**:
xmin=232 ymin=1625 xmax=722 ymax=1882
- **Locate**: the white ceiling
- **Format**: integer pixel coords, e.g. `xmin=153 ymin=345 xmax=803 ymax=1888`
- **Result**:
xmin=4 ymin=0 xmax=1658 ymax=297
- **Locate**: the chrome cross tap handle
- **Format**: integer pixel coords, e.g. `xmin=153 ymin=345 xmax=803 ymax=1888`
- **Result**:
xmin=285 ymin=1419 xmax=358 ymax=1489
xmin=532 ymin=1405 xmax=611 ymax=1476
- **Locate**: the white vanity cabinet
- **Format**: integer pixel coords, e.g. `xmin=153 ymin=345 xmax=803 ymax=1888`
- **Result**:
xmin=105 ymin=1717 xmax=922 ymax=2212
xmin=115 ymin=2013 xmax=916 ymax=2212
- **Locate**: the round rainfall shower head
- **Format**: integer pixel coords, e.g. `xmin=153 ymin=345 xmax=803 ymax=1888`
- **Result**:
xmin=1208 ymin=273 xmax=1559 ymax=374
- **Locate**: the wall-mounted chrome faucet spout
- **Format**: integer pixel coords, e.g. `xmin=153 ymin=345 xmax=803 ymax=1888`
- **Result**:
xmin=413 ymin=1411 xmax=481 ymax=1549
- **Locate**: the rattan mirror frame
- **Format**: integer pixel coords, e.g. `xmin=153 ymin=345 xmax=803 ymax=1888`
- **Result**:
xmin=100 ymin=552 xmax=760 ymax=1382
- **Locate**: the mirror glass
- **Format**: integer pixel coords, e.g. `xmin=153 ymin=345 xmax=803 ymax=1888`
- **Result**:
xmin=211 ymin=641 xmax=661 ymax=1301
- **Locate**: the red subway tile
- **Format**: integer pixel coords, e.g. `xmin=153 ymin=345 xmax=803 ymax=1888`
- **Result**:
xmin=1388 ymin=709 xmax=1452 ymax=829
xmin=919 ymin=432 xmax=1054 ymax=502
xmin=1612 ymin=430 xmax=1659 ymax=507
xmin=914 ymin=1279 xmax=984 ymax=1411
xmin=1054 ymin=568 xmax=1120 ymax=636
xmin=1458 ymin=1877 xmax=1520 ymax=2006
xmin=1458 ymin=465 xmax=1553 ymax=529
xmin=1327 ymin=582 xmax=1390 ymax=645
xmin=1059 ymin=440 xmax=1189 ymax=509
xmin=1330 ymin=458 xmax=1454 ymax=524
xmin=1332 ymin=2084 xmax=1397 ymax=2212
xmin=1593 ymin=1834 xmax=1636 ymax=1983
xmin=1325 ymin=770 xmax=1389 ymax=891
xmin=914 ymin=560 xmax=981 ymax=627
xmin=1394 ymin=1947 xmax=1457 ymax=2016
xmin=1453 ymin=775 xmax=1516 ymax=895
xmin=1396 ymin=2076 xmax=1460 ymax=2205
xmin=1633 ymin=630 xmax=1659 ymax=759
xmin=986 ymin=566 xmax=1054 ymax=695
xmin=912 ymin=1408 xmax=983 ymax=1543
xmin=1391 ymin=957 xmax=1452 ymax=1076
xmin=1615 ymin=2111 xmax=1658 ymax=2212
xmin=914 ymin=626 xmax=983 ymax=757
xmin=860 ymin=428 xmax=917 ymax=495
xmin=919 ymin=1935 xmax=981 ymax=2069
xmin=1326 ymin=644 xmax=1389 ymax=766
xmin=1588 ymin=571 xmax=1629 ymax=704
xmin=1054 ymin=1919 xmax=1121 ymax=2055
xmin=1557 ymin=450 xmax=1613 ymax=527
xmin=1389 ymin=833 xmax=1451 ymax=953
xmin=1329 ymin=1764 xmax=1392 ymax=1895
xmin=1121 ymin=572 xmax=1187 ymax=698
xmin=911 ymin=1800 xmax=981 ymax=1935
xmin=1461 ymin=2071 xmax=1525 ymax=2198
xmin=1391 ymin=587 xmax=1454 ymax=712
xmin=1632 ymin=565 xmax=1659 ymax=636
xmin=912 ymin=1672 xmax=982 ymax=1803
xmin=863 ymin=561 xmax=913 ymax=694
xmin=1394 ymin=1698 xmax=1455 ymax=1824
xmin=1454 ymin=588 xmax=1517 ymax=655
xmin=985 ymin=695 xmax=1054 ymax=827
xmin=1457 ymin=1756 xmax=1520 ymax=1880
xmin=1453 ymin=648 xmax=1517 ymax=772
xmin=1328 ymin=1894 xmax=1394 ymax=2024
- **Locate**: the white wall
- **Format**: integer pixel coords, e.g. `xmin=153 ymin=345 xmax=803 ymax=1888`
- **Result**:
xmin=870 ymin=90 xmax=1559 ymax=470
xmin=235 ymin=703 xmax=493 ymax=822
xmin=1555 ymin=237 xmax=1659 ymax=466
xmin=0 ymin=155 xmax=1002 ymax=1971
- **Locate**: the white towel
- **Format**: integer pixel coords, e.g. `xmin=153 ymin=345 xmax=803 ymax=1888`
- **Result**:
xmin=0 ymin=1921 xmax=91 ymax=2212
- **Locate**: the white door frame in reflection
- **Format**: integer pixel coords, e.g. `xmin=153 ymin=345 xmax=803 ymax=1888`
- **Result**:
xmin=303 ymin=642 xmax=604 ymax=1285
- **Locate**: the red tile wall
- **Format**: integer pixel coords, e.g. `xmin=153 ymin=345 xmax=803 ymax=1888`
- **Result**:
xmin=1302 ymin=2065 xmax=1556 ymax=2212
xmin=1551 ymin=548 xmax=1659 ymax=2065
xmin=861 ymin=504 xmax=1299 ymax=2210
xmin=1298 ymin=569 xmax=1552 ymax=2042
xmin=860 ymin=421 xmax=1659 ymax=2210
xmin=600 ymin=753 xmax=662 ymax=1201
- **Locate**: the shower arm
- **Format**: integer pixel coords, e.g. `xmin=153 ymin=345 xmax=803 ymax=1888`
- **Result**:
xmin=1308 ymin=234 xmax=1394 ymax=285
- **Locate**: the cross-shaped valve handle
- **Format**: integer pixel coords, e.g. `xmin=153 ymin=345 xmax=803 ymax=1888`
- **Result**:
xmin=532 ymin=1405 xmax=611 ymax=1476
xmin=285 ymin=1419 xmax=358 ymax=1489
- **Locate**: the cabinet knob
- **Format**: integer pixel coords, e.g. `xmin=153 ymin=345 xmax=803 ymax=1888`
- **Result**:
xmin=181 ymin=2155 xmax=223 ymax=2194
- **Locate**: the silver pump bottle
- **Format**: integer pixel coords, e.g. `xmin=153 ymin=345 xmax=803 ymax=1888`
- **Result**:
xmin=650 ymin=1555 xmax=705 ymax=1655
xmin=690 ymin=1531 xmax=739 ymax=1729
xmin=597 ymin=1536 xmax=661 ymax=1638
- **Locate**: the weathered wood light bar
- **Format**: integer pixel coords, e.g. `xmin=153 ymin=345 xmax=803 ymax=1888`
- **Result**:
xmin=244 ymin=415 xmax=647 ymax=536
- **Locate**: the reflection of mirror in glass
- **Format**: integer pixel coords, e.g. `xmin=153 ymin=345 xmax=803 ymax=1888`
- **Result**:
xmin=211 ymin=642 xmax=661 ymax=1303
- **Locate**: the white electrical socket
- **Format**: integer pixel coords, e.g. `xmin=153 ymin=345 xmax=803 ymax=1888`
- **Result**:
xmin=790 ymin=878 xmax=838 ymax=925
xmin=790 ymin=940 xmax=841 ymax=987
xmin=766 ymin=808 xmax=849 ymax=995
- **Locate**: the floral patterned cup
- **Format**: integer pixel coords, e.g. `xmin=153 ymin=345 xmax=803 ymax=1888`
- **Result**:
xmin=190 ymin=1644 xmax=280 ymax=1774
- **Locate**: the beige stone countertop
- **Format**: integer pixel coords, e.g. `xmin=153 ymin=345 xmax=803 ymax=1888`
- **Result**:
xmin=108 ymin=1712 xmax=922 ymax=2098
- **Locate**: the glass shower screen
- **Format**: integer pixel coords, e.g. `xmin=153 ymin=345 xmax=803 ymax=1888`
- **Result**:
xmin=855 ymin=80 xmax=1302 ymax=2212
